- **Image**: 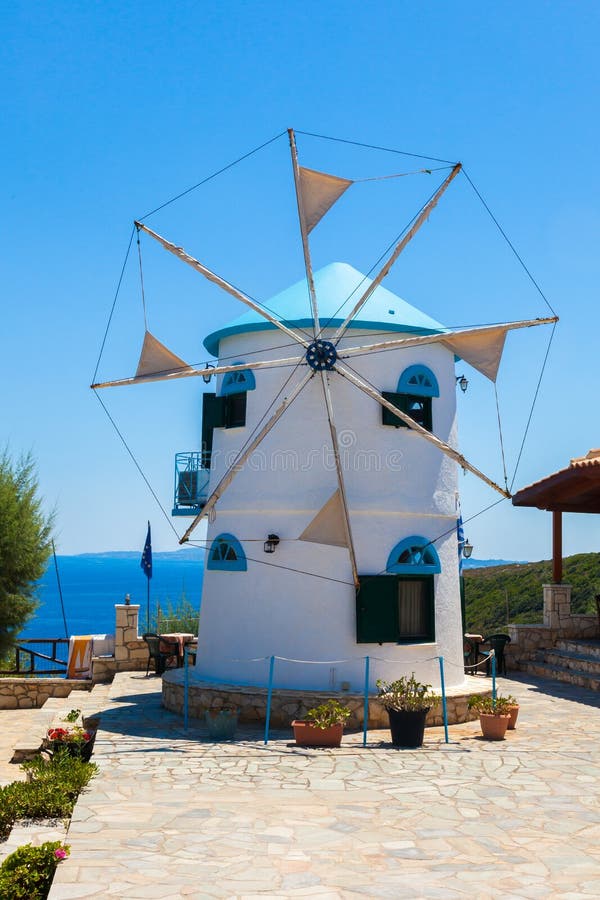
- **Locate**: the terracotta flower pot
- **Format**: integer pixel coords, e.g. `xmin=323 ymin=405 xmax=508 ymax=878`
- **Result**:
xmin=507 ymin=704 xmax=519 ymax=730
xmin=292 ymin=721 xmax=343 ymax=748
xmin=479 ymin=713 xmax=510 ymax=740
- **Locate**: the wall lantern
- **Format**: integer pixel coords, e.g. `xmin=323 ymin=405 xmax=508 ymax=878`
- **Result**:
xmin=456 ymin=374 xmax=469 ymax=393
xmin=202 ymin=364 xmax=215 ymax=384
xmin=264 ymin=534 xmax=280 ymax=554
xmin=463 ymin=539 xmax=473 ymax=559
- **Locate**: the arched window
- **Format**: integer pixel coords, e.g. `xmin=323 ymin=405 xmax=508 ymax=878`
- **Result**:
xmin=386 ymin=535 xmax=441 ymax=574
xmin=397 ymin=365 xmax=439 ymax=397
xmin=356 ymin=535 xmax=438 ymax=644
xmin=382 ymin=365 xmax=438 ymax=432
xmin=220 ymin=364 xmax=256 ymax=396
xmin=207 ymin=533 xmax=247 ymax=572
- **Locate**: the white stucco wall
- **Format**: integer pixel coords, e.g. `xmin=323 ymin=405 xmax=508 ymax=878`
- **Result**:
xmin=194 ymin=326 xmax=466 ymax=691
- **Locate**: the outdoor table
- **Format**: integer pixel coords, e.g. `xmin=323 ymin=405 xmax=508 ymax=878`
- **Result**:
xmin=159 ymin=633 xmax=195 ymax=668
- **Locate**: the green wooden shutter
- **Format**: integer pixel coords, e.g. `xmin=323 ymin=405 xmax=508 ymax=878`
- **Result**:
xmin=381 ymin=391 xmax=432 ymax=431
xmin=356 ymin=576 xmax=399 ymax=643
xmin=202 ymin=393 xmax=226 ymax=464
xmin=224 ymin=392 xmax=247 ymax=428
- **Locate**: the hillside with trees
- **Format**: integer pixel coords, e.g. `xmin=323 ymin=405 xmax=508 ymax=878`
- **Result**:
xmin=464 ymin=552 xmax=600 ymax=636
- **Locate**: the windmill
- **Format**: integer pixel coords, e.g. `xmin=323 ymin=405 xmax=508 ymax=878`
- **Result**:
xmin=93 ymin=130 xmax=556 ymax=691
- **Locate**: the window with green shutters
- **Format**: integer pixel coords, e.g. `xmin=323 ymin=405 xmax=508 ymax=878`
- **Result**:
xmin=201 ymin=391 xmax=248 ymax=467
xmin=382 ymin=364 xmax=439 ymax=432
xmin=381 ymin=391 xmax=433 ymax=431
xmin=356 ymin=575 xmax=435 ymax=644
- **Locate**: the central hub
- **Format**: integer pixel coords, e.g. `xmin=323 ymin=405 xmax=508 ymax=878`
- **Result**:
xmin=306 ymin=339 xmax=337 ymax=371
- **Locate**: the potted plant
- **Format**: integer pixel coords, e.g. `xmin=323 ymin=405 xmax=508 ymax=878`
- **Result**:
xmin=292 ymin=699 xmax=351 ymax=748
xmin=46 ymin=726 xmax=95 ymax=761
xmin=204 ymin=707 xmax=239 ymax=741
xmin=377 ymin=674 xmax=439 ymax=748
xmin=467 ymin=694 xmax=512 ymax=740
xmin=504 ymin=694 xmax=520 ymax=730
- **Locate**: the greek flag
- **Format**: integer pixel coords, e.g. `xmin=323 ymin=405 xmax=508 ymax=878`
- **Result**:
xmin=140 ymin=522 xmax=152 ymax=579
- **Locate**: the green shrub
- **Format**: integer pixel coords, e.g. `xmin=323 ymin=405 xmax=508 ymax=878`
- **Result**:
xmin=0 ymin=840 xmax=69 ymax=899
xmin=153 ymin=594 xmax=199 ymax=634
xmin=305 ymin=699 xmax=351 ymax=729
xmin=0 ymin=752 xmax=97 ymax=840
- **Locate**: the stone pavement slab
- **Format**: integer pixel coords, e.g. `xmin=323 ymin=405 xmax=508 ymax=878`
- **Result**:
xmin=47 ymin=672 xmax=600 ymax=898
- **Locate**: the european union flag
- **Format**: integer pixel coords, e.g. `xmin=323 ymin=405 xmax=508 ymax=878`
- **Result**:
xmin=141 ymin=522 xmax=152 ymax=579
xmin=457 ymin=514 xmax=465 ymax=571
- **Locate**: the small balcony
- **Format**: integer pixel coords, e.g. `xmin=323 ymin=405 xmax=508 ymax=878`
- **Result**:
xmin=172 ymin=451 xmax=211 ymax=516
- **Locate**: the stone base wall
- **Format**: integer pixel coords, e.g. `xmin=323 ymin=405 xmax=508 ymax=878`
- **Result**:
xmin=162 ymin=671 xmax=490 ymax=729
xmin=507 ymin=584 xmax=599 ymax=670
xmin=0 ymin=678 xmax=92 ymax=709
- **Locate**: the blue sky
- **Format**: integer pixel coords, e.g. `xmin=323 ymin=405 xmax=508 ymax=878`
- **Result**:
xmin=1 ymin=1 xmax=599 ymax=560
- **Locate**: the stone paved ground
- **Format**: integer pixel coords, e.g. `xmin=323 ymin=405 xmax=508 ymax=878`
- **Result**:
xmin=44 ymin=672 xmax=600 ymax=899
xmin=0 ymin=707 xmax=39 ymax=785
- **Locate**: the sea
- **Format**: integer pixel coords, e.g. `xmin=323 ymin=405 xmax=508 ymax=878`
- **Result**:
xmin=24 ymin=552 xmax=512 ymax=640
xmin=23 ymin=551 xmax=205 ymax=640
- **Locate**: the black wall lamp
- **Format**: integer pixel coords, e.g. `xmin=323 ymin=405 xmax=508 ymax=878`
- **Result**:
xmin=264 ymin=534 xmax=280 ymax=554
xmin=202 ymin=364 xmax=215 ymax=384
xmin=456 ymin=374 xmax=469 ymax=393
xmin=463 ymin=539 xmax=473 ymax=559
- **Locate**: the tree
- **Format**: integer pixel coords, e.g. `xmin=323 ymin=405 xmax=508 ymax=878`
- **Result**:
xmin=0 ymin=451 xmax=53 ymax=657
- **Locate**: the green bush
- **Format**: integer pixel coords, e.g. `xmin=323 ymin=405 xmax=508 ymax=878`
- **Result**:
xmin=152 ymin=594 xmax=199 ymax=634
xmin=0 ymin=752 xmax=97 ymax=840
xmin=0 ymin=840 xmax=69 ymax=899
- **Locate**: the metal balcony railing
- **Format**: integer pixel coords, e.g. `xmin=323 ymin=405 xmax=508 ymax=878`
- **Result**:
xmin=172 ymin=451 xmax=211 ymax=516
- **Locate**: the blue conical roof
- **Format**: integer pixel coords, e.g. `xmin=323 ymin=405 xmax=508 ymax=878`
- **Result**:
xmin=203 ymin=262 xmax=445 ymax=356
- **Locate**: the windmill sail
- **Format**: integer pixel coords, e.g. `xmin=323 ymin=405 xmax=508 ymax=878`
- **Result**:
xmin=299 ymin=490 xmax=349 ymax=548
xmin=298 ymin=166 xmax=353 ymax=233
xmin=135 ymin=331 xmax=193 ymax=380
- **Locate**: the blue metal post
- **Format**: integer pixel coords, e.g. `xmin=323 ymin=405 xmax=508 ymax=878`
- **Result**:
xmin=264 ymin=655 xmax=275 ymax=746
xmin=363 ymin=656 xmax=370 ymax=747
xmin=492 ymin=653 xmax=497 ymax=702
xmin=183 ymin=647 xmax=189 ymax=731
xmin=438 ymin=656 xmax=449 ymax=744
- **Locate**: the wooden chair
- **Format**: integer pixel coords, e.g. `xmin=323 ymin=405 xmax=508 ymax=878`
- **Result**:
xmin=142 ymin=633 xmax=179 ymax=676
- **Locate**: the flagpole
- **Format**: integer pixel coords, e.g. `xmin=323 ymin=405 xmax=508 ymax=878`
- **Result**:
xmin=147 ymin=576 xmax=150 ymax=632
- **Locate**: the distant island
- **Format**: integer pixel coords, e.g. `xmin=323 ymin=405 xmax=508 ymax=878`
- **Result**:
xmin=72 ymin=548 xmax=206 ymax=562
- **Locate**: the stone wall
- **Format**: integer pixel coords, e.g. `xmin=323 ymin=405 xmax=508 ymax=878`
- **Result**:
xmin=0 ymin=678 xmax=91 ymax=710
xmin=91 ymin=604 xmax=147 ymax=681
xmin=507 ymin=584 xmax=599 ymax=669
xmin=162 ymin=670 xmax=489 ymax=729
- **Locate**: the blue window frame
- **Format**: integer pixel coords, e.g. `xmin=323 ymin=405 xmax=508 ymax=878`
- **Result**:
xmin=386 ymin=536 xmax=441 ymax=575
xmin=397 ymin=365 xmax=439 ymax=397
xmin=382 ymin=366 xmax=439 ymax=432
xmin=207 ymin=533 xmax=247 ymax=571
xmin=220 ymin=364 xmax=256 ymax=396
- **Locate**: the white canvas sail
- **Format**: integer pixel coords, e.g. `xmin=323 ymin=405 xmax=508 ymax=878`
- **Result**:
xmin=299 ymin=490 xmax=349 ymax=548
xmin=298 ymin=166 xmax=353 ymax=233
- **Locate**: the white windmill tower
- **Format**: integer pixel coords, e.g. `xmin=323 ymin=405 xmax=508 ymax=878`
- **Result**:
xmin=93 ymin=130 xmax=555 ymax=692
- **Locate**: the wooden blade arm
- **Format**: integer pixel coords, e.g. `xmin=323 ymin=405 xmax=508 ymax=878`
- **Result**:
xmin=135 ymin=221 xmax=310 ymax=349
xmin=180 ymin=371 xmax=315 ymax=543
xmin=335 ymin=362 xmax=511 ymax=499
xmin=91 ymin=353 xmax=305 ymax=389
xmin=288 ymin=128 xmax=321 ymax=339
xmin=337 ymin=316 xmax=558 ymax=360
xmin=331 ymin=164 xmax=462 ymax=344
xmin=319 ymin=371 xmax=359 ymax=588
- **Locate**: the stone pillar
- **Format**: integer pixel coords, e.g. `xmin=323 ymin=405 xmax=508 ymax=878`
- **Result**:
xmin=114 ymin=604 xmax=141 ymax=662
xmin=543 ymin=583 xmax=572 ymax=629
